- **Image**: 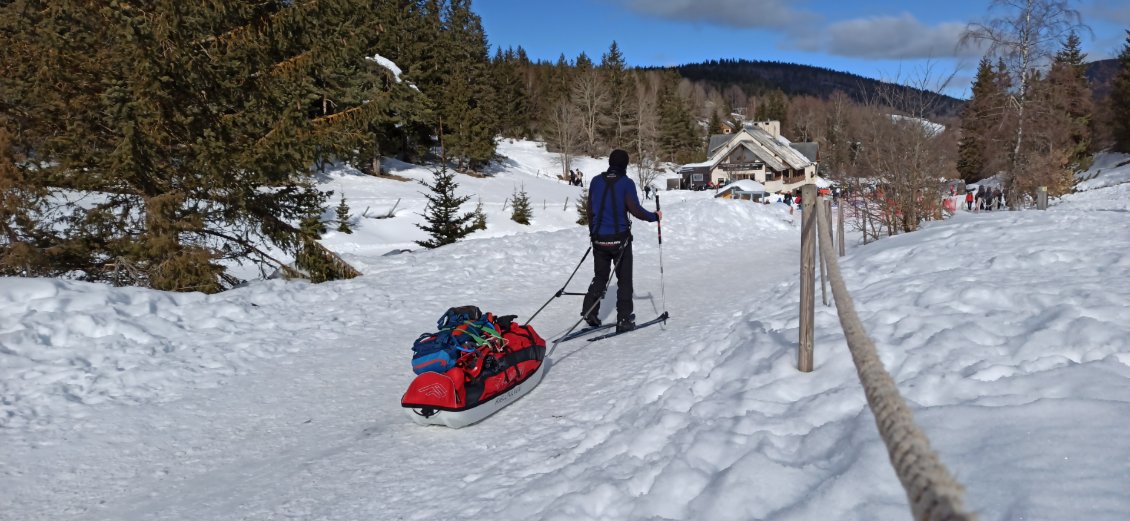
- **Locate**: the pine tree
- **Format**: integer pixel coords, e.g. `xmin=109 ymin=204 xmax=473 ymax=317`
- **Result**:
xmin=658 ymin=82 xmax=703 ymax=164
xmin=435 ymin=0 xmax=498 ymax=171
xmin=1046 ymin=30 xmax=1093 ymax=172
xmin=416 ymin=166 xmax=475 ymax=248
xmin=575 ymin=188 xmax=590 ymax=226
xmin=956 ymin=57 xmax=997 ymax=183
xmin=494 ymin=48 xmax=530 ymax=139
xmin=755 ymin=89 xmax=789 ymax=128
xmin=472 ymin=198 xmax=488 ymax=231
xmin=301 ymin=209 xmax=328 ymax=239
xmin=0 ymin=1 xmax=369 ymax=290
xmin=296 ymin=206 xmax=337 ymax=283
xmin=510 ymin=185 xmax=533 ymax=225
xmin=336 ymin=195 xmax=352 ymax=234
xmin=1111 ymin=30 xmax=1130 ymax=153
xmin=600 ymin=41 xmax=633 ymax=149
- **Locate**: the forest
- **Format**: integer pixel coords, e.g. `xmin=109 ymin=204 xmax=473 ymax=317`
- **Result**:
xmin=2 ymin=0 xmax=1129 ymax=291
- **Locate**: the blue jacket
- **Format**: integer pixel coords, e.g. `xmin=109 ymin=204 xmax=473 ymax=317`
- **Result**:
xmin=588 ymin=171 xmax=658 ymax=237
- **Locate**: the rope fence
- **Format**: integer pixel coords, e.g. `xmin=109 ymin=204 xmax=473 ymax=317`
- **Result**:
xmin=798 ymin=186 xmax=976 ymax=521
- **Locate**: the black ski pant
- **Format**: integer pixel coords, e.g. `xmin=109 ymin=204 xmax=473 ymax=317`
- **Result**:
xmin=582 ymin=239 xmax=633 ymax=323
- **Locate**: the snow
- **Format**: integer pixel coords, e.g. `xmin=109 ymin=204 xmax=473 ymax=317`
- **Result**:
xmin=368 ymin=53 xmax=404 ymax=83
xmin=3 ymin=140 xmax=1130 ymax=521
xmin=724 ymin=179 xmax=765 ymax=193
xmin=1077 ymin=151 xmax=1130 ymax=191
xmin=890 ymin=114 xmax=945 ymax=137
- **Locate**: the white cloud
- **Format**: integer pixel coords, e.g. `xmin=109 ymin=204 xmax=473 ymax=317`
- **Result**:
xmin=813 ymin=13 xmax=981 ymax=60
xmin=612 ymin=0 xmax=819 ymax=29
xmin=1087 ymin=0 xmax=1130 ymax=25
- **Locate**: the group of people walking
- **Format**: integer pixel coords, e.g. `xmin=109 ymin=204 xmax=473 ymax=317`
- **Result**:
xmin=567 ymin=170 xmax=584 ymax=187
xmin=963 ymin=186 xmax=1004 ymax=211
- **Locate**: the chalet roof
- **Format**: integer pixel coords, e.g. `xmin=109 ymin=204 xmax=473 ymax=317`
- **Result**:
xmin=694 ymin=127 xmax=814 ymax=173
xmin=745 ymin=128 xmax=812 ymax=170
xmin=708 ymin=134 xmax=735 ymax=156
xmin=792 ymin=142 xmax=820 ymax=162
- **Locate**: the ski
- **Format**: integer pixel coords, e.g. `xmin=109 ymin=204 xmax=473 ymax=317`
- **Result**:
xmin=554 ymin=323 xmax=614 ymax=343
xmin=586 ymin=312 xmax=670 ymax=342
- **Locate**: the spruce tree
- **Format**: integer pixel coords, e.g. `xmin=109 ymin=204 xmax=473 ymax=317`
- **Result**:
xmin=510 ymin=185 xmax=533 ymax=225
xmin=956 ymin=57 xmax=997 ymax=183
xmin=600 ymin=41 xmax=633 ymax=149
xmin=494 ymin=48 xmax=530 ymax=139
xmin=472 ymin=198 xmax=488 ymax=231
xmin=433 ymin=0 xmax=498 ymax=171
xmin=658 ymin=83 xmax=703 ymax=164
xmin=1111 ymin=30 xmax=1130 ymax=153
xmin=755 ymin=89 xmax=789 ymax=128
xmin=416 ymin=166 xmax=475 ymax=248
xmin=0 ymin=1 xmax=370 ymax=291
xmin=576 ymin=188 xmax=591 ymax=226
xmin=336 ymin=195 xmax=352 ymax=234
xmin=1046 ymin=31 xmax=1093 ymax=172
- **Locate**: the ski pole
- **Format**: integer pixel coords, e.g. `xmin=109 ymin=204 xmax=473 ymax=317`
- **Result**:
xmin=524 ymin=246 xmax=592 ymax=326
xmin=548 ymin=242 xmax=629 ymax=357
xmin=656 ymin=193 xmax=666 ymax=316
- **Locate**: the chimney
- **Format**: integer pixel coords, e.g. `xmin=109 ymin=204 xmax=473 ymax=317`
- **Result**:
xmin=753 ymin=120 xmax=781 ymax=137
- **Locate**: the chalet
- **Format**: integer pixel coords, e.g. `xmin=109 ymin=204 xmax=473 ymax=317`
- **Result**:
xmin=679 ymin=121 xmax=817 ymax=193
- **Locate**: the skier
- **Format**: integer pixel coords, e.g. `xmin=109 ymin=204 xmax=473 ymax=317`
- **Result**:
xmin=582 ymin=149 xmax=661 ymax=333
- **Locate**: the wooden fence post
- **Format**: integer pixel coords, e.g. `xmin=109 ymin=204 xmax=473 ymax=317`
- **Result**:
xmin=820 ymin=198 xmax=830 ymax=306
xmin=798 ymin=184 xmax=817 ymax=372
xmin=1037 ymin=186 xmax=1048 ymax=210
xmin=837 ymin=196 xmax=846 ymax=257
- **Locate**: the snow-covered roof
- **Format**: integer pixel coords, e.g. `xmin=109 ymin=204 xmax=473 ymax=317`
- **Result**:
xmin=693 ymin=127 xmax=814 ymax=174
xmin=889 ymin=114 xmax=945 ymax=137
xmin=728 ymin=179 xmax=766 ymax=192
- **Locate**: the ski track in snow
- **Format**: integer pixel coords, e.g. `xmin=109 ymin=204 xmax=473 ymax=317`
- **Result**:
xmin=2 ymin=143 xmax=1130 ymax=520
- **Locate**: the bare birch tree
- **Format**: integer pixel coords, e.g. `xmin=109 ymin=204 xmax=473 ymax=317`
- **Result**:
xmin=544 ymin=98 xmax=584 ymax=179
xmin=632 ymin=72 xmax=663 ymax=190
xmin=572 ymin=68 xmax=611 ymax=156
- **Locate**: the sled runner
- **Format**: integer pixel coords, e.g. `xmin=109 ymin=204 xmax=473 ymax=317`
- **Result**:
xmin=401 ymin=306 xmax=546 ymax=428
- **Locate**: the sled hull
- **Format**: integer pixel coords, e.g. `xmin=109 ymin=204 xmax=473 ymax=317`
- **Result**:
xmin=404 ymin=364 xmax=545 ymax=428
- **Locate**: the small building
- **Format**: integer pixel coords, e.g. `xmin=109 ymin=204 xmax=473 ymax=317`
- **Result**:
xmin=715 ymin=179 xmax=767 ymax=201
xmin=678 ymin=121 xmax=817 ymax=193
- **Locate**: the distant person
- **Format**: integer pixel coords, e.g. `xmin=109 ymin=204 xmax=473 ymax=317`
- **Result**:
xmin=965 ymin=190 xmax=974 ymax=211
xmin=582 ymin=149 xmax=661 ymax=333
xmin=994 ymin=187 xmax=1003 ymax=210
xmin=644 ymin=184 xmax=652 ymax=200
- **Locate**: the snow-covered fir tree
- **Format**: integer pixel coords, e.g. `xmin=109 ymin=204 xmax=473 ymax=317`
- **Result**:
xmin=472 ymin=198 xmax=488 ymax=231
xmin=510 ymin=184 xmax=533 ymax=225
xmin=575 ymin=188 xmax=590 ymax=226
xmin=336 ymin=195 xmax=352 ymax=234
xmin=416 ymin=167 xmax=475 ymax=248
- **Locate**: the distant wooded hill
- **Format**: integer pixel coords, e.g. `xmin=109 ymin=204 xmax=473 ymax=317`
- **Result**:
xmin=1086 ymin=58 xmax=1118 ymax=101
xmin=671 ymin=59 xmax=966 ymax=118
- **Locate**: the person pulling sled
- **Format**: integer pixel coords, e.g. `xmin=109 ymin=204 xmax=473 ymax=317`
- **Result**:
xmin=582 ymin=149 xmax=662 ymax=333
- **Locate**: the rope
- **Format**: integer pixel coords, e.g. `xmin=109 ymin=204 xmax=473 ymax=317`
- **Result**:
xmin=814 ymin=200 xmax=976 ymax=521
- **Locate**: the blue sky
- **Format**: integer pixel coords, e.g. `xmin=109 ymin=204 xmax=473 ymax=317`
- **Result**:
xmin=477 ymin=0 xmax=1130 ymax=98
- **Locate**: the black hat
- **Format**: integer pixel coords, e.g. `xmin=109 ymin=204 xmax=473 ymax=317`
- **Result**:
xmin=609 ymin=149 xmax=629 ymax=170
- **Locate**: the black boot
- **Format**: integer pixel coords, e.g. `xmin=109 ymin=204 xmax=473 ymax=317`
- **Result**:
xmin=616 ymin=314 xmax=635 ymax=333
xmin=583 ymin=313 xmax=601 ymax=327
